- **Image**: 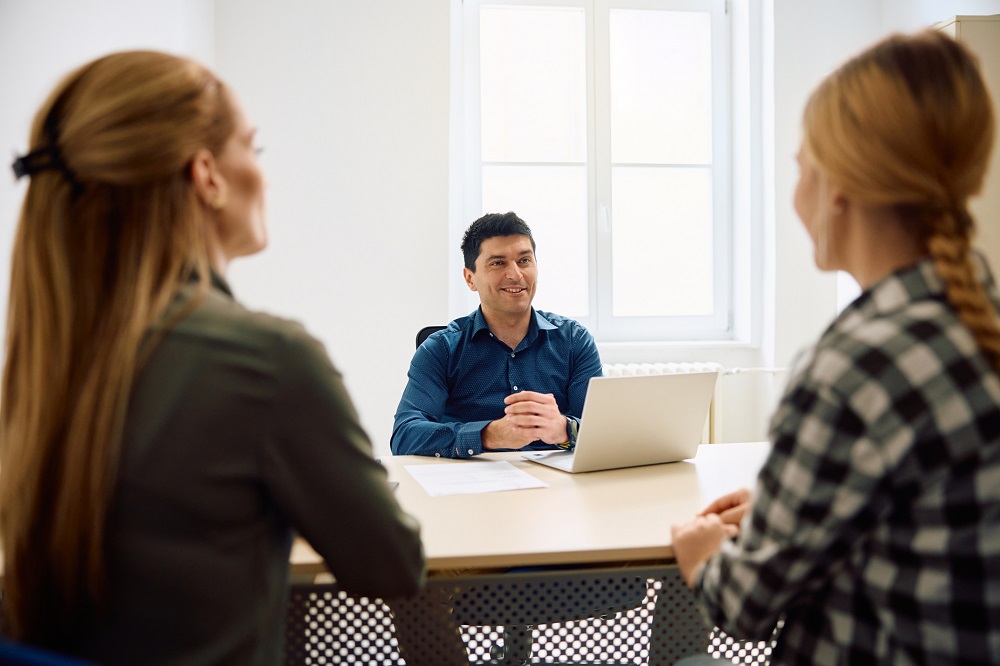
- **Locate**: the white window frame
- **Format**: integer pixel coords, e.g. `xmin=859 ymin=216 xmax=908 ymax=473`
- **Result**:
xmin=451 ymin=0 xmax=763 ymax=348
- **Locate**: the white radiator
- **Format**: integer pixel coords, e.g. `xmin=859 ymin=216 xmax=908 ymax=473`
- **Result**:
xmin=601 ymin=363 xmax=789 ymax=444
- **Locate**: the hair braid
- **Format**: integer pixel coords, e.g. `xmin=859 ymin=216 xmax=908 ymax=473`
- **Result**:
xmin=927 ymin=210 xmax=1000 ymax=373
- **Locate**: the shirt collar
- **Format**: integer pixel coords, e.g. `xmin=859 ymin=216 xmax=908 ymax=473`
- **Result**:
xmin=186 ymin=267 xmax=235 ymax=299
xmin=209 ymin=269 xmax=235 ymax=299
xmin=471 ymin=307 xmax=557 ymax=344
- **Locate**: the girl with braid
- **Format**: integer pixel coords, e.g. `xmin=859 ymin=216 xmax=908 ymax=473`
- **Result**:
xmin=672 ymin=30 xmax=1000 ymax=665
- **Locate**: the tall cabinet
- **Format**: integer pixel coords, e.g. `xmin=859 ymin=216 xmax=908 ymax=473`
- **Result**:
xmin=936 ymin=15 xmax=1000 ymax=272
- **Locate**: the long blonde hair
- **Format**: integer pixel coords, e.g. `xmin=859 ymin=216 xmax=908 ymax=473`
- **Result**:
xmin=0 ymin=50 xmax=235 ymax=645
xmin=803 ymin=30 xmax=999 ymax=372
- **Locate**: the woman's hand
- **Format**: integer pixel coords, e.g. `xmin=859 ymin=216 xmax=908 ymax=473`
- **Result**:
xmin=699 ymin=487 xmax=751 ymax=527
xmin=671 ymin=489 xmax=750 ymax=588
xmin=671 ymin=514 xmax=738 ymax=587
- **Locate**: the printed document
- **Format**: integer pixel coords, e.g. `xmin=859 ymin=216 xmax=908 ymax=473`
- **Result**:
xmin=405 ymin=461 xmax=548 ymax=497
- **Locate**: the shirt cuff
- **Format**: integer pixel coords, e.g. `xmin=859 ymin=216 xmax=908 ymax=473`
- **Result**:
xmin=454 ymin=422 xmax=488 ymax=458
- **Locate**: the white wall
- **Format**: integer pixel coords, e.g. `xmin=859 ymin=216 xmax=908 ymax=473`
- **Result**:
xmin=769 ymin=0 xmax=881 ymax=369
xmin=0 ymin=0 xmax=213 ymax=363
xmin=211 ymin=0 xmax=451 ymax=454
xmin=0 ymin=0 xmax=451 ymax=455
xmin=1 ymin=0 xmax=998 ymax=453
xmin=881 ymin=0 xmax=1000 ymax=31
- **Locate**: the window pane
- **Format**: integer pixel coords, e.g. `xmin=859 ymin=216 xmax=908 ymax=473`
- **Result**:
xmin=611 ymin=167 xmax=713 ymax=316
xmin=480 ymin=6 xmax=586 ymax=163
xmin=482 ymin=165 xmax=589 ymax=317
xmin=610 ymin=9 xmax=712 ymax=165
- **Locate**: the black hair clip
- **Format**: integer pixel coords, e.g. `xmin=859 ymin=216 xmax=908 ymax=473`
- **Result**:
xmin=12 ymin=146 xmax=60 ymax=179
xmin=11 ymin=144 xmax=84 ymax=197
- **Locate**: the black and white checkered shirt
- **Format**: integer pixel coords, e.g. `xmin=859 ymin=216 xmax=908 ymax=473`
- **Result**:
xmin=696 ymin=256 xmax=1000 ymax=665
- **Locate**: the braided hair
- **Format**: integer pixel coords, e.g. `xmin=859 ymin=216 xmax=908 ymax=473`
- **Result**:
xmin=803 ymin=30 xmax=999 ymax=372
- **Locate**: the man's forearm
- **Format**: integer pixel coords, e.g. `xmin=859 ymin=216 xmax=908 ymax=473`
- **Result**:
xmin=391 ymin=416 xmax=489 ymax=458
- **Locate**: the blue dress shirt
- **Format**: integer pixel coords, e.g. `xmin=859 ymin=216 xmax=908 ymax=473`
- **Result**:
xmin=391 ymin=307 xmax=603 ymax=458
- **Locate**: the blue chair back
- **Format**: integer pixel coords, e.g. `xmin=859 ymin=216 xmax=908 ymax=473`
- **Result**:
xmin=0 ymin=640 xmax=95 ymax=666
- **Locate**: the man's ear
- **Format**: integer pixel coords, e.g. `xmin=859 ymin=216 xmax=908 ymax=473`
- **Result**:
xmin=188 ymin=148 xmax=227 ymax=210
xmin=463 ymin=267 xmax=477 ymax=292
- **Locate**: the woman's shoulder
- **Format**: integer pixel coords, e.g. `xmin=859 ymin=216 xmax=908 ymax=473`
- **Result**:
xmin=170 ymin=286 xmax=329 ymax=368
xmin=792 ymin=295 xmax=979 ymax=424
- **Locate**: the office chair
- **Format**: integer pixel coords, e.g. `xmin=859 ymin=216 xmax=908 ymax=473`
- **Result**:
xmin=0 ymin=640 xmax=96 ymax=666
xmin=407 ymin=327 xmax=649 ymax=665
xmin=415 ymin=325 xmax=446 ymax=348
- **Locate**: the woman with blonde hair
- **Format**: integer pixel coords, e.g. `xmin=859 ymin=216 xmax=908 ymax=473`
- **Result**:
xmin=672 ymin=30 xmax=1000 ymax=664
xmin=1 ymin=50 xmax=424 ymax=664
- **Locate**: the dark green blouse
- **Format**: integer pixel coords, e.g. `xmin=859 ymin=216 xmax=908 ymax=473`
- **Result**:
xmin=77 ymin=274 xmax=424 ymax=665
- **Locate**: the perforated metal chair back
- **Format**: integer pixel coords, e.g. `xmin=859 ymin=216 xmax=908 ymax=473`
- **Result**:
xmin=284 ymin=568 xmax=777 ymax=665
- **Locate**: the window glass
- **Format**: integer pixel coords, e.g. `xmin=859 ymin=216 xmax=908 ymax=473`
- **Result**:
xmin=480 ymin=6 xmax=587 ymax=163
xmin=611 ymin=166 xmax=714 ymax=316
xmin=610 ymin=9 xmax=712 ymax=165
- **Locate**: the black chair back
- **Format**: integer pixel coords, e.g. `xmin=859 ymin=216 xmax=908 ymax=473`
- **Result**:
xmin=415 ymin=326 xmax=446 ymax=349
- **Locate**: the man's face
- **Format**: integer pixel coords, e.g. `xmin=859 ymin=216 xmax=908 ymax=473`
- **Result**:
xmin=463 ymin=235 xmax=537 ymax=321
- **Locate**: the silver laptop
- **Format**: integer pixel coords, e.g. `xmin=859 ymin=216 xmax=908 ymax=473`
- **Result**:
xmin=522 ymin=372 xmax=718 ymax=473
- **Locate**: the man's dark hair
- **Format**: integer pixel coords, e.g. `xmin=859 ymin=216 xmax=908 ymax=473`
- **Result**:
xmin=460 ymin=212 xmax=536 ymax=271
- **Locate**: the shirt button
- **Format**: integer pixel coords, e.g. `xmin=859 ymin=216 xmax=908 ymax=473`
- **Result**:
xmin=434 ymin=452 xmax=441 ymax=458
xmin=468 ymin=449 xmax=474 ymax=456
xmin=513 ymin=385 xmax=518 ymax=391
xmin=511 ymin=353 xmax=516 ymax=358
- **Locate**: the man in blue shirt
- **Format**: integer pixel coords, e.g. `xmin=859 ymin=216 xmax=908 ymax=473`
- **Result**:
xmin=388 ymin=212 xmax=619 ymax=665
xmin=392 ymin=211 xmax=602 ymax=458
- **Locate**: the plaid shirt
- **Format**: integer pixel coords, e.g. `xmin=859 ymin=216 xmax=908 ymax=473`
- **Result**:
xmin=695 ymin=256 xmax=1000 ymax=665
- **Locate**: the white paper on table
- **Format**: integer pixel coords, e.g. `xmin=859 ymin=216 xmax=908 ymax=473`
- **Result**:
xmin=404 ymin=461 xmax=548 ymax=497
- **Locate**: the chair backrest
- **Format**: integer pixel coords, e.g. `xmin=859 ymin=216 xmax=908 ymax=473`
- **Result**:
xmin=0 ymin=640 xmax=96 ymax=665
xmin=415 ymin=326 xmax=446 ymax=350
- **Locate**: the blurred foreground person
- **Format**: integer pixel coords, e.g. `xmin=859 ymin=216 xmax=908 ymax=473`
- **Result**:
xmin=1 ymin=50 xmax=424 ymax=665
xmin=673 ymin=30 xmax=1000 ymax=665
